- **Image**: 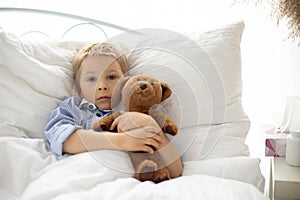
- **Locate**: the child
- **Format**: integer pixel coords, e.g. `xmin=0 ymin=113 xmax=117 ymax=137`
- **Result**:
xmin=45 ymin=42 xmax=182 ymax=178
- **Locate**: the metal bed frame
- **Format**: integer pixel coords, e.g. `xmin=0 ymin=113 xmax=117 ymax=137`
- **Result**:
xmin=0 ymin=7 xmax=138 ymax=40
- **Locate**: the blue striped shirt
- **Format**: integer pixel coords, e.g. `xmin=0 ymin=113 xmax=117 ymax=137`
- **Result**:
xmin=44 ymin=96 xmax=112 ymax=156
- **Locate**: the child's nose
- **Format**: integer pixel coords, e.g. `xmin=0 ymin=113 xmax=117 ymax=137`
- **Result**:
xmin=97 ymin=81 xmax=108 ymax=91
xmin=98 ymin=86 xmax=107 ymax=91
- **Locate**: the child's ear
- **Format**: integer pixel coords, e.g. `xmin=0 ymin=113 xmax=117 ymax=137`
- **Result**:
xmin=161 ymin=82 xmax=172 ymax=102
xmin=111 ymin=76 xmax=131 ymax=108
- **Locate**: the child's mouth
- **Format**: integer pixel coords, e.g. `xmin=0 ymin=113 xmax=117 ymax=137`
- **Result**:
xmin=97 ymin=96 xmax=111 ymax=101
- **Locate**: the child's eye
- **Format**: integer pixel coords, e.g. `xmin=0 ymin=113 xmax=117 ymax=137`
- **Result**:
xmin=107 ymin=75 xmax=117 ymax=80
xmin=86 ymin=77 xmax=97 ymax=82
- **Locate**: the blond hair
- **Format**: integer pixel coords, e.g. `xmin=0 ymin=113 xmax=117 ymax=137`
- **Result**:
xmin=72 ymin=42 xmax=129 ymax=83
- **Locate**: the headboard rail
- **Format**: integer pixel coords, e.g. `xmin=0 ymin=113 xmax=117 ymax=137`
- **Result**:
xmin=0 ymin=7 xmax=136 ymax=41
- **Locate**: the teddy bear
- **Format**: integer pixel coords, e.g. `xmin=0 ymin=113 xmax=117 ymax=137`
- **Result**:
xmin=92 ymin=74 xmax=178 ymax=183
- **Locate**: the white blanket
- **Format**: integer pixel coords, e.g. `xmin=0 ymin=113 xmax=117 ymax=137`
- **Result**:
xmin=0 ymin=137 xmax=266 ymax=200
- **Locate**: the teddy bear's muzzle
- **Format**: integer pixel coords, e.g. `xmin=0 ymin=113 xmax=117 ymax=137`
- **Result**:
xmin=139 ymin=83 xmax=147 ymax=90
xmin=141 ymin=87 xmax=153 ymax=97
xmin=132 ymin=83 xmax=153 ymax=97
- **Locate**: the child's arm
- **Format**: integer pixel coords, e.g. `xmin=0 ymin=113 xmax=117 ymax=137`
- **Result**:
xmin=63 ymin=127 xmax=182 ymax=178
xmin=63 ymin=127 xmax=163 ymax=154
xmin=45 ymin=97 xmax=162 ymax=156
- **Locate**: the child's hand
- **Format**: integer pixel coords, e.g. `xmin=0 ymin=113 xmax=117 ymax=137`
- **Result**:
xmin=116 ymin=130 xmax=163 ymax=153
xmin=117 ymin=128 xmax=171 ymax=153
xmin=110 ymin=112 xmax=167 ymax=152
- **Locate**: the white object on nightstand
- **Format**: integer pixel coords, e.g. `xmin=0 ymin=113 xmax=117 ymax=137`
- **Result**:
xmin=270 ymin=157 xmax=300 ymax=200
xmin=286 ymin=132 xmax=300 ymax=166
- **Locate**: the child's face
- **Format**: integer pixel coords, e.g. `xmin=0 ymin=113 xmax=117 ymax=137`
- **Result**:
xmin=79 ymin=55 xmax=124 ymax=110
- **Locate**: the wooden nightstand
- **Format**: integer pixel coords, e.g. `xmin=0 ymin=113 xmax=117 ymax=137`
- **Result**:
xmin=269 ymin=157 xmax=300 ymax=200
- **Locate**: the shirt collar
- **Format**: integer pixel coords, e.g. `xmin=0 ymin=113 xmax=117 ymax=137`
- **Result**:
xmin=79 ymin=98 xmax=112 ymax=114
xmin=79 ymin=98 xmax=97 ymax=111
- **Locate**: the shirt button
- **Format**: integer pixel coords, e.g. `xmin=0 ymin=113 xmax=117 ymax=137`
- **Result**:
xmin=89 ymin=105 xmax=94 ymax=109
xmin=96 ymin=113 xmax=101 ymax=117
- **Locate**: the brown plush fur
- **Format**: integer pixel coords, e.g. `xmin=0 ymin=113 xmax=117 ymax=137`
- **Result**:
xmin=92 ymin=74 xmax=178 ymax=183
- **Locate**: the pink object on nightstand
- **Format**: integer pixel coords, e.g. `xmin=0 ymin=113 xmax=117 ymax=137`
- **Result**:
xmin=265 ymin=131 xmax=288 ymax=157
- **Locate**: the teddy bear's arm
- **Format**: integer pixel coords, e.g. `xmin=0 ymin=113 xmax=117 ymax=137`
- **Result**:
xmin=149 ymin=110 xmax=178 ymax=136
xmin=92 ymin=112 xmax=122 ymax=132
xmin=162 ymin=117 xmax=178 ymax=136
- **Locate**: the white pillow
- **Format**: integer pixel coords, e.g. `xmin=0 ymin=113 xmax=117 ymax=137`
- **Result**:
xmin=0 ymin=31 xmax=85 ymax=138
xmin=0 ymin=21 xmax=250 ymax=161
xmin=109 ymin=20 xmax=250 ymax=159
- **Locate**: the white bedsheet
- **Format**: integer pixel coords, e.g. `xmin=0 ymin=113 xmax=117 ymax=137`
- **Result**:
xmin=0 ymin=137 xmax=266 ymax=200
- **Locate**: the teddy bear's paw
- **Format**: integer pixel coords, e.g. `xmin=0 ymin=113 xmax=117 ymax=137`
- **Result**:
xmin=165 ymin=124 xmax=178 ymax=136
xmin=136 ymin=160 xmax=157 ymax=182
xmin=153 ymin=168 xmax=171 ymax=183
xmin=92 ymin=122 xmax=108 ymax=132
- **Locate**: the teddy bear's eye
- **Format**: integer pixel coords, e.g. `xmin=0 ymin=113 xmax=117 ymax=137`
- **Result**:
xmin=150 ymin=81 xmax=157 ymax=85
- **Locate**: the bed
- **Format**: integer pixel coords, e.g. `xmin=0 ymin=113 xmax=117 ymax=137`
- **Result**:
xmin=0 ymin=7 xmax=266 ymax=200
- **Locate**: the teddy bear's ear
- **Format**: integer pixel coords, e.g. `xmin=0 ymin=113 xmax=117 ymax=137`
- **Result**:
xmin=161 ymin=82 xmax=172 ymax=102
xmin=111 ymin=76 xmax=131 ymax=108
xmin=118 ymin=76 xmax=131 ymax=90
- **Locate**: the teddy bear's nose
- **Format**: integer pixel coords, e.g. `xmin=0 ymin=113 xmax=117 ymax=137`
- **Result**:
xmin=139 ymin=84 xmax=147 ymax=90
